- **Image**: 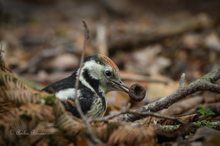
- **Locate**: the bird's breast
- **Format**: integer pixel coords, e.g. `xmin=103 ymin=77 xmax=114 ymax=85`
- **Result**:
xmin=85 ymin=96 xmax=106 ymax=118
xmin=58 ymin=88 xmax=107 ymax=118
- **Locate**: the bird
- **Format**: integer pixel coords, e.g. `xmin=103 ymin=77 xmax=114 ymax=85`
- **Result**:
xmin=42 ymin=54 xmax=129 ymax=118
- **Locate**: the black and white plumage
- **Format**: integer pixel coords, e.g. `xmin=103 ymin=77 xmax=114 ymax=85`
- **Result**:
xmin=42 ymin=54 xmax=129 ymax=118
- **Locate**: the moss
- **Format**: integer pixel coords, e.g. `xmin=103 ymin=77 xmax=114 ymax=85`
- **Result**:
xmin=194 ymin=120 xmax=219 ymax=129
xmin=157 ymin=124 xmax=180 ymax=131
xmin=201 ymin=67 xmax=220 ymax=82
xmin=202 ymin=72 xmax=215 ymax=82
xmin=43 ymin=94 xmax=57 ymax=106
xmin=196 ymin=105 xmax=215 ymax=118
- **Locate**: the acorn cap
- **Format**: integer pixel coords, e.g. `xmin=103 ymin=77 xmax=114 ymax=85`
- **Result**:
xmin=128 ymin=83 xmax=146 ymax=102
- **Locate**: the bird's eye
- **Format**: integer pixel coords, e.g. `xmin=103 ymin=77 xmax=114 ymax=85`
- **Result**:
xmin=104 ymin=70 xmax=112 ymax=77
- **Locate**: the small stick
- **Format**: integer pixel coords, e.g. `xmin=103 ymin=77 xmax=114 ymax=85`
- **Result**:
xmin=94 ymin=109 xmax=182 ymax=124
xmin=179 ymin=73 xmax=186 ymax=88
xmin=74 ymin=20 xmax=102 ymax=145
xmin=127 ymin=111 xmax=183 ymax=124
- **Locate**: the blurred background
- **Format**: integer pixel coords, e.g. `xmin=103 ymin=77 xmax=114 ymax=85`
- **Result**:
xmin=0 ymin=0 xmax=220 ymax=110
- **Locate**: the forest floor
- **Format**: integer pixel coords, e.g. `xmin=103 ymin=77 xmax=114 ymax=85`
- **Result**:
xmin=0 ymin=0 xmax=220 ymax=145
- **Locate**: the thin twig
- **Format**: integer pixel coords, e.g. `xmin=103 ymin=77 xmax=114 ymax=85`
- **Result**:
xmin=122 ymin=77 xmax=169 ymax=85
xmin=74 ymin=21 xmax=102 ymax=145
xmin=179 ymin=73 xmax=186 ymax=88
xmin=121 ymin=72 xmax=168 ymax=85
xmin=96 ymin=103 xmax=131 ymax=121
xmin=93 ymin=95 xmax=182 ymax=123
xmin=95 ymin=108 xmax=182 ymax=124
xmin=127 ymin=111 xmax=183 ymax=124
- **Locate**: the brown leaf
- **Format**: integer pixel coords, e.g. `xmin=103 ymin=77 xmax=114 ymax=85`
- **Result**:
xmin=190 ymin=127 xmax=220 ymax=144
xmin=108 ymin=125 xmax=155 ymax=146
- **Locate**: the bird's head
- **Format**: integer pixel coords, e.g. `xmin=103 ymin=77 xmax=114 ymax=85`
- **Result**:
xmin=79 ymin=54 xmax=129 ymax=94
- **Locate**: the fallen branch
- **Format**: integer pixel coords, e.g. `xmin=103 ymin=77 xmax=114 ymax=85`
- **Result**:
xmin=120 ymin=68 xmax=220 ymax=121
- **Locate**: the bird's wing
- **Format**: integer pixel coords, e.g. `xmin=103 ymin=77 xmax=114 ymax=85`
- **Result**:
xmin=42 ymin=72 xmax=77 ymax=93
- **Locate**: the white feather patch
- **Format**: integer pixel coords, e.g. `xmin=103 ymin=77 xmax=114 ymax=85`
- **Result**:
xmin=79 ymin=60 xmax=104 ymax=92
xmin=83 ymin=60 xmax=105 ymax=79
xmin=55 ymin=88 xmax=80 ymax=100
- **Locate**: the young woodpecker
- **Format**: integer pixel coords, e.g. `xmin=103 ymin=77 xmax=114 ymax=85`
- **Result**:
xmin=42 ymin=54 xmax=129 ymax=118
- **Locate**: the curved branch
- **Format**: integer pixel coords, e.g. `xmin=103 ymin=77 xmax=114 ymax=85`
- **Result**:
xmin=121 ymin=68 xmax=220 ymax=122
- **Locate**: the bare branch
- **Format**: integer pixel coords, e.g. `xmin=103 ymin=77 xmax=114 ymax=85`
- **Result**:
xmin=127 ymin=111 xmax=183 ymax=124
xmin=74 ymin=20 xmax=102 ymax=145
xmin=120 ymin=68 xmax=220 ymax=122
xmin=95 ymin=107 xmax=182 ymax=124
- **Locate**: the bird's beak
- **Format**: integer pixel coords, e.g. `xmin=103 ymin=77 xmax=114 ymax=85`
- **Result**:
xmin=112 ymin=80 xmax=129 ymax=93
